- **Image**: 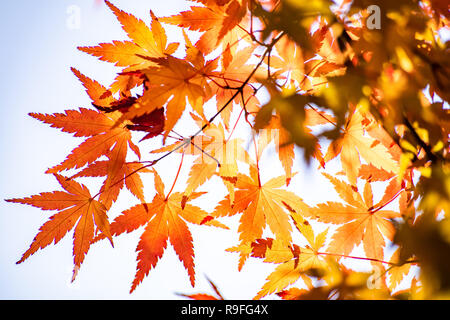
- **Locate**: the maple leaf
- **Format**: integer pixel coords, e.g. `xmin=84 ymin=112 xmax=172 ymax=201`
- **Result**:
xmin=277 ymin=287 xmax=314 ymax=300
xmin=32 ymin=106 xmax=136 ymax=176
xmin=79 ymin=2 xmax=179 ymax=73
xmin=256 ymin=108 xmax=331 ymax=185
xmin=226 ymin=237 xmax=303 ymax=295
xmin=160 ymin=0 xmax=248 ymax=54
xmin=387 ymin=248 xmax=413 ymax=292
xmin=254 ymin=93 xmax=334 ymax=175
xmin=308 ymin=17 xmax=346 ymax=64
xmin=276 ymin=261 xmax=391 ymax=300
xmin=116 ymin=35 xmax=216 ymax=142
xmin=253 ymin=245 xmax=330 ymax=300
xmin=125 ymin=107 xmax=165 ymax=142
xmin=269 ymin=36 xmax=305 ymax=85
xmin=6 ymin=174 xmax=113 ymax=280
xmin=109 ymin=71 xmax=146 ymax=96
xmin=179 ymin=293 xmax=219 ymax=300
xmin=308 ymin=173 xmax=402 ymax=262
xmin=364 ymin=113 xmax=403 ymax=162
xmin=214 ymin=165 xmax=309 ymax=267
xmin=236 ymin=209 xmax=330 ymax=299
xmin=100 ymin=170 xmax=227 ymax=293
xmin=79 ymin=3 xmax=179 ymax=97
xmin=182 ymin=120 xmax=250 ymax=204
xmin=72 ymin=161 xmax=150 ymax=206
xmin=70 ymin=67 xmax=116 ymax=109
xmin=31 ymin=69 xmax=148 ymax=209
xmin=324 ymin=107 xmax=399 ymax=186
xmin=248 ymin=207 xmax=391 ymax=300
xmin=256 ymin=115 xmax=296 ymax=185
xmin=358 ymin=164 xmax=396 ymax=182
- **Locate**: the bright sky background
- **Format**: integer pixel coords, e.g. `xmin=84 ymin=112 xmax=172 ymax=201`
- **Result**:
xmin=0 ymin=0 xmax=405 ymax=300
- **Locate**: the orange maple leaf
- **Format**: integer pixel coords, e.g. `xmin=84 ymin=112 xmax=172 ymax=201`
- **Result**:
xmin=308 ymin=173 xmax=402 ymax=262
xmin=358 ymin=164 xmax=396 ymax=182
xmin=101 ymin=170 xmax=226 ymax=293
xmin=79 ymin=2 xmax=179 ymax=95
xmin=160 ymin=0 xmax=248 ymax=54
xmin=253 ymin=243 xmax=328 ymax=299
xmin=6 ymin=174 xmax=113 ymax=281
xmin=228 ymin=211 xmax=329 ymax=299
xmin=32 ymin=69 xmax=147 ymax=208
xmin=214 ymin=165 xmax=309 ymax=267
xmin=386 ymin=248 xmax=413 ymax=291
xmin=79 ymin=1 xmax=179 ymax=71
xmin=72 ymin=161 xmax=150 ymax=206
xmin=324 ymin=107 xmax=399 ymax=186
xmin=32 ymin=106 xmax=137 ymax=176
xmin=256 ymin=108 xmax=331 ymax=185
xmin=116 ymin=36 xmax=216 ymax=142
xmin=180 ymin=119 xmax=250 ymax=204
xmin=270 ymin=36 xmax=306 ymax=85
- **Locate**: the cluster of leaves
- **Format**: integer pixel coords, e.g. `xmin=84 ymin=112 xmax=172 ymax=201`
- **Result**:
xmin=6 ymin=0 xmax=450 ymax=299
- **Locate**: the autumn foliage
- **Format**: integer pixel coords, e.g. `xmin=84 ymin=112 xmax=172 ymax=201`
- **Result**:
xmin=6 ymin=0 xmax=450 ymax=299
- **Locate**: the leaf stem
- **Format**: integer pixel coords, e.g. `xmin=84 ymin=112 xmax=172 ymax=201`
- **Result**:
xmin=166 ymin=151 xmax=185 ymax=200
xmin=372 ymin=187 xmax=404 ymax=213
xmin=226 ymin=106 xmax=245 ymax=143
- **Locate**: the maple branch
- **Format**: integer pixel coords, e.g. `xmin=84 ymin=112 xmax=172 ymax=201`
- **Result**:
xmin=267 ymin=49 xmax=272 ymax=79
xmin=205 ymin=74 xmax=246 ymax=91
xmin=194 ymin=32 xmax=286 ymax=136
xmin=90 ymin=151 xmax=174 ymax=200
xmin=316 ymin=251 xmax=418 ymax=267
xmin=237 ymin=25 xmax=267 ymax=48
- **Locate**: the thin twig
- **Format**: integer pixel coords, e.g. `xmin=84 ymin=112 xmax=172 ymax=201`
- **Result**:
xmin=166 ymin=151 xmax=185 ymax=200
xmin=306 ymin=103 xmax=338 ymax=128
